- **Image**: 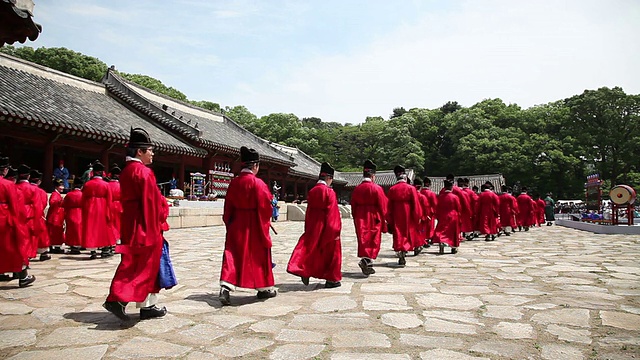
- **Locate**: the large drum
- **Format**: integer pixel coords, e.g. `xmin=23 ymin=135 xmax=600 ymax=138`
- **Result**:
xmin=610 ymin=185 xmax=637 ymax=205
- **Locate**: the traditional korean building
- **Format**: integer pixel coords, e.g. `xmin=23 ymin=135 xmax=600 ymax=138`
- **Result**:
xmin=0 ymin=0 xmax=42 ymax=46
xmin=0 ymin=53 xmax=322 ymax=196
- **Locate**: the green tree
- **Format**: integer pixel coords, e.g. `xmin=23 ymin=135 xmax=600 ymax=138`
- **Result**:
xmin=119 ymin=73 xmax=187 ymax=101
xmin=190 ymin=100 xmax=221 ymax=113
xmin=565 ymin=87 xmax=640 ymax=186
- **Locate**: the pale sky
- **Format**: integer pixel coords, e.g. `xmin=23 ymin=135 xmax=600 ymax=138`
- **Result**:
xmin=30 ymin=0 xmax=640 ymax=123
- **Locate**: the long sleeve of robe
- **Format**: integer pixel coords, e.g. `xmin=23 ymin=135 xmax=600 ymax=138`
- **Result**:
xmin=108 ymin=180 xmax=122 ymax=241
xmin=220 ymin=171 xmax=275 ymax=289
xmin=63 ymin=189 xmax=83 ymax=247
xmin=287 ymin=182 xmax=342 ymax=282
xmin=420 ymin=189 xmax=438 ymax=240
xmin=387 ymin=181 xmax=422 ymax=251
xmin=107 ymin=161 xmax=166 ymax=302
xmin=81 ymin=178 xmax=114 ymax=248
xmin=15 ymin=181 xmax=36 ymax=258
xmin=46 ymin=190 xmax=65 ymax=246
xmin=351 ymin=180 xmax=387 ymax=259
xmin=32 ymin=186 xmax=50 ymax=249
xmin=433 ymin=191 xmax=461 ymax=248
xmin=0 ymin=177 xmax=27 ymax=272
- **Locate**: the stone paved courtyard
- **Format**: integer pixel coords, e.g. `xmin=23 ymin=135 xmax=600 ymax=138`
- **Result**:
xmin=1 ymin=221 xmax=639 ymax=360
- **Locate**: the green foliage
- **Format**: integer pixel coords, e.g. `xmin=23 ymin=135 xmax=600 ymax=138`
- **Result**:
xmin=119 ymin=73 xmax=188 ymax=101
xmin=1 ymin=45 xmax=107 ymax=82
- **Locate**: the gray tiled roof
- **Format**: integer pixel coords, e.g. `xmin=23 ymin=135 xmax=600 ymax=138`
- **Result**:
xmin=104 ymin=71 xmax=294 ymax=166
xmin=426 ymin=174 xmax=505 ymax=192
xmin=268 ymin=143 xmax=346 ymax=184
xmin=342 ymin=169 xmax=415 ymax=188
xmin=0 ymin=54 xmax=206 ymax=157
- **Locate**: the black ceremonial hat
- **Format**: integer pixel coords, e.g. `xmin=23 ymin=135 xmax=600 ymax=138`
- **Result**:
xmin=363 ymin=159 xmax=376 ymax=173
xmin=110 ymin=164 xmax=121 ymax=175
xmin=53 ymin=179 xmax=64 ymax=187
xmin=92 ymin=161 xmax=105 ymax=172
xmin=29 ymin=169 xmax=42 ymax=180
xmin=128 ymin=127 xmax=153 ymax=148
xmin=393 ymin=165 xmax=405 ymax=176
xmin=320 ymin=162 xmax=335 ymax=177
xmin=0 ymin=155 xmax=9 ymax=168
xmin=414 ymin=177 xmax=423 ymax=186
xmin=240 ymin=146 xmax=260 ymax=164
xmin=6 ymin=167 xmax=17 ymax=178
xmin=17 ymin=164 xmax=30 ymax=176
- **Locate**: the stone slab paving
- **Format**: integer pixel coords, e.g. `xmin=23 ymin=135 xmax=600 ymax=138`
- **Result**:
xmin=1 ymin=222 xmax=639 ymax=359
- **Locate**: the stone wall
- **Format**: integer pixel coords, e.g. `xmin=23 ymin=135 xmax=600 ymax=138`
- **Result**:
xmin=167 ymin=201 xmax=289 ymax=229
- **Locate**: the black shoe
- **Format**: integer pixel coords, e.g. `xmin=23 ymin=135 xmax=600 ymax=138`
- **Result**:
xmin=68 ymin=247 xmax=82 ymax=255
xmin=413 ymin=246 xmax=422 ymax=256
xmin=451 ymin=247 xmax=458 ymax=254
xmin=424 ymin=242 xmax=431 ymax=248
xmin=505 ymin=232 xmax=511 ymax=236
xmin=524 ymin=227 xmax=529 ymax=232
xmin=103 ymin=301 xmax=130 ymax=321
xmin=491 ymin=235 xmax=496 ymax=241
xmin=547 ymin=222 xmax=552 ymax=226
xmin=39 ymin=253 xmax=51 ymax=261
xmin=219 ymin=286 xmax=231 ymax=306
xmin=100 ymin=251 xmax=113 ymax=258
xmin=325 ymin=281 xmax=341 ymax=288
xmin=398 ymin=252 xmax=406 ymax=266
xmin=50 ymin=247 xmax=64 ymax=254
xmin=18 ymin=274 xmax=36 ymax=288
xmin=358 ymin=260 xmax=370 ymax=276
xmin=89 ymin=251 xmax=97 ymax=260
xmin=0 ymin=273 xmax=15 ymax=282
xmin=257 ymin=289 xmax=277 ymax=299
xmin=301 ymin=277 xmax=310 ymax=286
xmin=140 ymin=305 xmax=167 ymax=320
xmin=438 ymin=243 xmax=444 ymax=255
xmin=484 ymin=235 xmax=490 ymax=242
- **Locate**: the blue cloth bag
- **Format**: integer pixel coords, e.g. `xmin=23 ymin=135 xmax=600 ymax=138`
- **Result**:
xmin=158 ymin=239 xmax=178 ymax=289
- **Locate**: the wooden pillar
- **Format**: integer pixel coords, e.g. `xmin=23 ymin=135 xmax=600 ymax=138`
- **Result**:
xmin=179 ymin=155 xmax=186 ymax=190
xmin=43 ymin=141 xmax=54 ymax=191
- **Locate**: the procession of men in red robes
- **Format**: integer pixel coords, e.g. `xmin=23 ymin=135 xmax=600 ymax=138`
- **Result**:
xmin=2 ymin=132 xmax=555 ymax=320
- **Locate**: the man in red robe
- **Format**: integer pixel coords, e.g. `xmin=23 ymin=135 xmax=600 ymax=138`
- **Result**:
xmin=105 ymin=128 xmax=168 ymax=321
xmin=476 ymin=182 xmax=500 ymax=241
xmin=288 ymin=162 xmax=342 ymax=288
xmin=219 ymin=146 xmax=277 ymax=305
xmin=420 ymin=177 xmax=438 ymax=248
xmin=47 ymin=179 xmax=66 ymax=253
xmin=463 ymin=178 xmax=480 ymax=239
xmin=386 ymin=165 xmax=421 ymax=266
xmin=0 ymin=156 xmax=35 ymax=287
xmin=439 ymin=174 xmax=467 ymax=243
xmin=498 ymin=185 xmax=518 ymax=236
xmin=516 ymin=187 xmax=536 ymax=231
xmin=30 ymin=170 xmax=51 ymax=261
xmin=456 ymin=178 xmax=474 ymax=240
xmin=108 ymin=164 xmax=122 ymax=253
xmin=15 ymin=165 xmax=36 ymax=259
xmin=535 ymin=194 xmax=546 ymax=227
xmin=63 ymin=179 xmax=83 ymax=254
xmin=351 ymin=160 xmax=387 ymax=276
xmin=81 ymin=161 xmax=113 ymax=259
xmin=433 ymin=179 xmax=461 ymax=254
xmin=413 ymin=178 xmax=430 ymax=255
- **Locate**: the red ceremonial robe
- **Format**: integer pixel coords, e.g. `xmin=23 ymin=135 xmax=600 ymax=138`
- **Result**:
xmin=462 ymin=188 xmax=477 ymax=232
xmin=516 ymin=193 xmax=536 ymax=227
xmin=433 ymin=190 xmax=461 ymax=248
xmin=32 ymin=185 xmax=50 ymax=250
xmin=46 ymin=189 xmax=65 ymax=246
xmin=63 ymin=189 xmax=83 ymax=247
xmin=536 ymin=199 xmax=546 ymax=225
xmin=15 ymin=181 xmax=36 ymax=258
xmin=498 ymin=193 xmax=518 ymax=229
xmin=287 ymin=181 xmax=342 ymax=282
xmin=440 ymin=186 xmax=468 ymax=239
xmin=220 ymin=170 xmax=275 ymax=289
xmin=387 ymin=180 xmax=422 ymax=252
xmin=0 ymin=177 xmax=28 ymax=272
xmin=107 ymin=160 xmax=166 ymax=303
xmin=351 ymin=178 xmax=388 ymax=259
xmin=416 ymin=192 xmax=430 ymax=243
xmin=81 ymin=177 xmax=113 ymax=248
xmin=476 ymin=189 xmax=500 ymax=235
xmin=420 ymin=188 xmax=438 ymax=240
xmin=108 ymin=180 xmax=122 ymax=242
xmin=531 ymin=201 xmax=539 ymax=226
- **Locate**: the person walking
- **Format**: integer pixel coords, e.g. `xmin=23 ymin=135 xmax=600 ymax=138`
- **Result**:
xmin=386 ymin=165 xmax=421 ymax=266
xmin=287 ymin=162 xmax=342 ymax=288
xmin=104 ymin=128 xmax=170 ymax=321
xmin=63 ymin=179 xmax=83 ymax=254
xmin=46 ymin=179 xmax=66 ymax=254
xmin=81 ymin=161 xmax=113 ymax=259
xmin=433 ymin=179 xmax=462 ymax=254
xmin=351 ymin=160 xmax=387 ymax=275
xmin=218 ymin=146 xmax=277 ymax=305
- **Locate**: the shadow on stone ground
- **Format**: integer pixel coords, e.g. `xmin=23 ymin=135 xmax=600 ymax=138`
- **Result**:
xmin=64 ymin=311 xmax=137 ymax=330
